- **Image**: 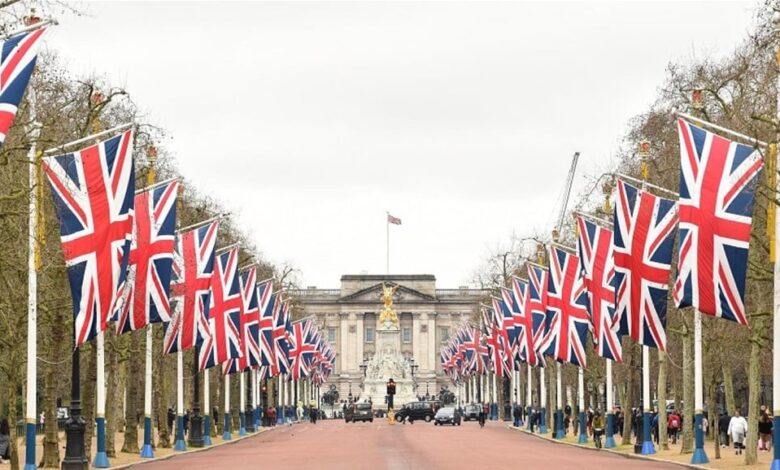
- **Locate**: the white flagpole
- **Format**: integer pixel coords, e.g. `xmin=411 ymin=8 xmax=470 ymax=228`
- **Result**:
xmin=539 ymin=366 xmax=547 ymax=433
xmin=174 ymin=351 xmax=186 ymax=450
xmin=577 ymin=367 xmax=587 ymax=444
xmin=386 ymin=212 xmax=390 ymax=275
xmin=24 ymin=86 xmax=41 ymax=470
xmin=526 ymin=366 xmax=532 ymax=430
xmin=203 ymin=370 xmax=212 ymax=445
xmin=605 ymin=359 xmax=616 ymax=448
xmin=239 ymin=372 xmax=246 ymax=435
xmin=251 ymin=369 xmax=258 ymax=429
xmin=641 ymin=346 xmax=655 ymax=453
xmin=94 ymin=332 xmax=109 ymax=466
xmin=223 ymin=374 xmax=232 ymax=440
xmin=140 ymin=327 xmax=154 ymax=458
xmin=555 ymin=363 xmax=563 ymax=438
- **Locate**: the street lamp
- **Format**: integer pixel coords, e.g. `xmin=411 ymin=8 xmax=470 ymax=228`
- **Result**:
xmin=409 ymin=358 xmax=419 ymax=398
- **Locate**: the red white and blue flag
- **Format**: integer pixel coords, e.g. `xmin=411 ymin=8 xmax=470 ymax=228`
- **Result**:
xmin=526 ymin=264 xmax=550 ymax=366
xmin=271 ymin=298 xmax=291 ymax=376
xmin=288 ymin=318 xmax=317 ymax=380
xmin=614 ymin=180 xmax=677 ymax=351
xmin=43 ymin=129 xmax=135 ymax=346
xmin=115 ymin=181 xmax=178 ymax=334
xmin=257 ymin=280 xmax=275 ymax=367
xmin=576 ymin=216 xmax=622 ymax=362
xmin=539 ymin=246 xmax=590 ymax=367
xmin=204 ymin=248 xmax=243 ymax=372
xmin=0 ymin=26 xmax=47 ymax=146
xmin=510 ymin=277 xmax=540 ymax=367
xmin=674 ymin=119 xmax=763 ymax=325
xmin=223 ymin=266 xmax=261 ymax=374
xmin=164 ymin=221 xmax=218 ymax=354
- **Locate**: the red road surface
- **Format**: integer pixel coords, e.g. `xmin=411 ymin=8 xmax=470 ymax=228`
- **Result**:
xmin=130 ymin=419 xmax=686 ymax=470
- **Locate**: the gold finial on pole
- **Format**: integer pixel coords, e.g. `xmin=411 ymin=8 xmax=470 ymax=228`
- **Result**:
xmin=638 ymin=140 xmax=651 ymax=182
xmin=147 ymin=145 xmax=158 ymax=187
xmin=602 ymin=178 xmax=613 ymax=216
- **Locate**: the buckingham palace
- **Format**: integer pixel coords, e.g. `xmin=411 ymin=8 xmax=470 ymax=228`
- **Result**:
xmin=290 ymin=274 xmax=487 ymax=403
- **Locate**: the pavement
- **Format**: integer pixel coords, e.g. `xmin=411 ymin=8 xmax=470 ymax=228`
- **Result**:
xmin=125 ymin=418 xmax=689 ymax=470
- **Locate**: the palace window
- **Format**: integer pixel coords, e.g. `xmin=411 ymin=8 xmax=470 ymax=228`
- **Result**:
xmin=402 ymin=327 xmax=412 ymax=343
xmin=328 ymin=327 xmax=337 ymax=343
xmin=440 ymin=327 xmax=450 ymax=342
xmin=366 ymin=327 xmax=375 ymax=343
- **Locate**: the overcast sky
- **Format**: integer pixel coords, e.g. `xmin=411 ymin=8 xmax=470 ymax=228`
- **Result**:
xmin=47 ymin=1 xmax=759 ymax=288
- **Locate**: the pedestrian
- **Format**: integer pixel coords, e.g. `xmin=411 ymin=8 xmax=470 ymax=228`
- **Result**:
xmin=702 ymin=414 xmax=708 ymax=436
xmin=718 ymin=412 xmax=731 ymax=448
xmin=297 ymin=400 xmax=304 ymax=422
xmin=592 ymin=411 xmax=605 ymax=448
xmin=478 ymin=404 xmax=487 ymax=428
xmin=512 ymin=405 xmax=521 ymax=427
xmin=728 ymin=409 xmax=748 ymax=455
xmin=668 ymin=411 xmax=681 ymax=445
xmin=652 ymin=412 xmax=659 ymax=444
xmin=167 ymin=407 xmax=175 ymax=433
xmin=759 ymin=412 xmax=773 ymax=451
xmin=0 ymin=418 xmax=10 ymax=463
xmin=615 ymin=408 xmax=624 ymax=436
xmin=183 ymin=409 xmax=190 ymax=435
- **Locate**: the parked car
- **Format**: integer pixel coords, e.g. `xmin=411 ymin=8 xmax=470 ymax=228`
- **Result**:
xmin=394 ymin=401 xmax=437 ymax=423
xmin=344 ymin=402 xmax=374 ymax=423
xmin=462 ymin=404 xmax=482 ymax=421
xmin=434 ymin=407 xmax=461 ymax=426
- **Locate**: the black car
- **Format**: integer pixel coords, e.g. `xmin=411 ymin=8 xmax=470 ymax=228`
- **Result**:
xmin=344 ymin=402 xmax=374 ymax=423
xmin=434 ymin=407 xmax=461 ymax=426
xmin=394 ymin=401 xmax=437 ymax=423
xmin=462 ymin=404 xmax=482 ymax=421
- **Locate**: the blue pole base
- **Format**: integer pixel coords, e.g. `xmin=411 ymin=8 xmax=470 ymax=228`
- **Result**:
xmin=223 ymin=412 xmax=232 ymax=440
xmin=24 ymin=422 xmax=36 ymax=470
xmin=174 ymin=439 xmax=187 ymax=452
xmin=770 ymin=459 xmax=780 ymax=470
xmin=92 ymin=451 xmax=110 ymax=468
xmin=604 ymin=435 xmax=617 ymax=448
xmin=203 ymin=415 xmax=213 ymax=446
xmin=605 ymin=413 xmax=616 ymax=448
xmin=526 ymin=406 xmax=532 ymax=431
xmin=238 ymin=412 xmax=246 ymax=436
xmin=254 ymin=409 xmax=261 ymax=429
xmin=691 ymin=448 xmax=709 ymax=465
xmin=174 ymin=415 xmax=186 ymax=451
xmin=555 ymin=410 xmax=564 ymax=439
xmin=540 ymin=408 xmax=548 ymax=434
xmin=140 ymin=444 xmax=154 ymax=459
xmin=276 ymin=406 xmax=283 ymax=424
xmin=490 ymin=403 xmax=498 ymax=420
xmin=641 ymin=440 xmax=656 ymax=455
xmin=578 ymin=412 xmax=587 ymax=443
xmin=578 ymin=433 xmax=588 ymax=444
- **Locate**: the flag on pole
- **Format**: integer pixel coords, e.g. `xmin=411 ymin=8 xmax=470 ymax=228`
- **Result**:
xmin=164 ymin=221 xmax=218 ymax=354
xmin=510 ymin=277 xmax=540 ymax=367
xmin=43 ymin=129 xmax=135 ymax=346
xmin=226 ymin=266 xmax=260 ymax=372
xmin=576 ymin=216 xmax=622 ymax=362
xmin=614 ymin=180 xmax=677 ymax=351
xmin=288 ymin=318 xmax=317 ymax=380
xmin=539 ymin=246 xmax=590 ymax=367
xmin=387 ymin=213 xmax=402 ymax=225
xmin=208 ymin=248 xmax=243 ymax=371
xmin=257 ymin=280 xmax=275 ymax=367
xmin=526 ymin=264 xmax=550 ymax=365
xmin=271 ymin=298 xmax=291 ymax=376
xmin=0 ymin=25 xmax=47 ymax=146
xmin=674 ymin=119 xmax=763 ymax=325
xmin=115 ymin=181 xmax=178 ymax=334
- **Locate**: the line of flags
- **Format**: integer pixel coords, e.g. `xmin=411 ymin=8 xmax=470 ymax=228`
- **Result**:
xmin=442 ymin=117 xmax=764 ymax=380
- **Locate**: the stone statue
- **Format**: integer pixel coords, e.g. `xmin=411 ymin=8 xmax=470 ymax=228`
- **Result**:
xmin=378 ymin=283 xmax=399 ymax=326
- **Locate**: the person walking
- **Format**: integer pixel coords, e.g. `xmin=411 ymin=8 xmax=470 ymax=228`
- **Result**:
xmin=0 ymin=418 xmax=10 ymax=463
xmin=592 ymin=411 xmax=605 ymax=449
xmin=718 ymin=412 xmax=731 ymax=448
xmin=668 ymin=411 xmax=681 ymax=445
xmin=759 ymin=411 xmax=773 ymax=451
xmin=478 ymin=404 xmax=487 ymax=428
xmin=728 ymin=409 xmax=748 ymax=455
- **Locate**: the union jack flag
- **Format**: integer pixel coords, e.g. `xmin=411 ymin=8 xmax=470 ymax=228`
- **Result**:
xmin=464 ymin=326 xmax=488 ymax=375
xmin=223 ymin=266 xmax=261 ymax=374
xmin=288 ymin=319 xmax=317 ymax=380
xmin=115 ymin=181 xmax=178 ymax=334
xmin=614 ymin=180 xmax=677 ymax=351
xmin=539 ymin=246 xmax=590 ymax=367
xmin=0 ymin=26 xmax=47 ymax=146
xmin=271 ymin=298 xmax=291 ymax=376
xmin=205 ymin=248 xmax=243 ymax=372
xmin=257 ymin=281 xmax=275 ymax=367
xmin=483 ymin=305 xmax=511 ymax=377
xmin=494 ymin=295 xmax=517 ymax=370
xmin=43 ymin=130 xmax=135 ymax=346
xmin=526 ymin=264 xmax=550 ymax=366
xmin=576 ymin=216 xmax=622 ymax=362
xmin=674 ymin=119 xmax=763 ymax=325
xmin=510 ymin=277 xmax=539 ymax=367
xmin=164 ymin=221 xmax=218 ymax=354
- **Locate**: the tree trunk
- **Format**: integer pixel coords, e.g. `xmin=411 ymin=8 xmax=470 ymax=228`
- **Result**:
xmin=8 ymin=370 xmax=19 ymax=470
xmin=681 ymin=323 xmax=694 ymax=454
xmin=82 ymin=342 xmax=97 ymax=459
xmin=153 ymin=328 xmax=170 ymax=448
xmin=622 ymin=346 xmax=635 ymax=444
xmin=41 ymin=310 xmax=61 ymax=468
xmin=744 ymin=316 xmax=765 ymax=465
xmin=547 ymin=360 xmax=555 ymax=432
xmin=722 ymin=361 xmax=735 ymax=416
xmin=658 ymin=350 xmax=669 ymax=451
xmin=121 ymin=332 xmax=142 ymax=454
xmin=105 ymin=330 xmax=119 ymax=458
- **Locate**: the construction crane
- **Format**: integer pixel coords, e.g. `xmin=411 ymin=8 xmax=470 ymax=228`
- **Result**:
xmin=553 ymin=151 xmax=580 ymax=241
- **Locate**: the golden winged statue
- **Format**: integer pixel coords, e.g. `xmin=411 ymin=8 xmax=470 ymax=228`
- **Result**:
xmin=379 ymin=283 xmax=399 ymax=326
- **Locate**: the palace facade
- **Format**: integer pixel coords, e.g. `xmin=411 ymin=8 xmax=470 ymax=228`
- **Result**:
xmin=290 ymin=274 xmax=487 ymax=402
